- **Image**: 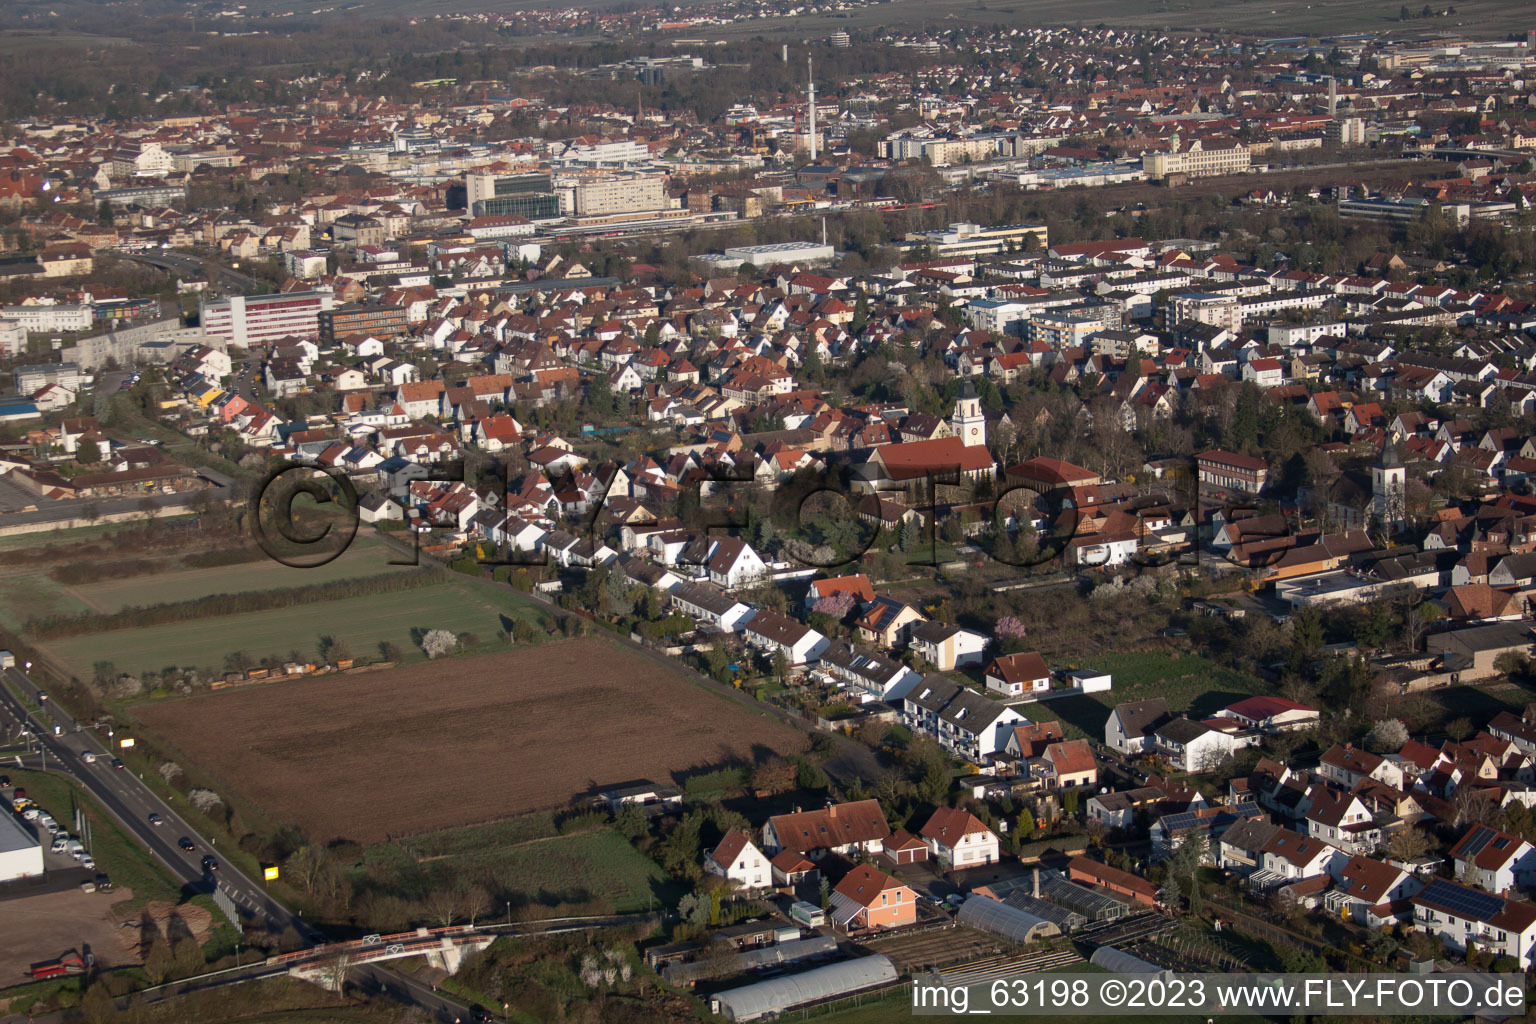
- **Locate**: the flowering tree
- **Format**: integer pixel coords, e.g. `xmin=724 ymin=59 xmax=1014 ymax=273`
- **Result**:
xmin=813 ymin=591 xmax=858 ymax=618
xmin=995 ymin=616 xmax=1027 ymax=641
xmin=420 ymin=629 xmax=458 ymax=659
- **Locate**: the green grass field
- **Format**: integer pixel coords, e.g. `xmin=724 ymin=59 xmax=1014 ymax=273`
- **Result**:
xmin=65 ymin=535 xmax=402 ymax=615
xmin=49 ymin=578 xmax=554 ymax=678
xmin=366 ymin=822 xmax=680 ymax=915
xmin=0 ymin=573 xmax=92 ymax=632
xmin=1018 ymin=651 xmax=1267 ymax=741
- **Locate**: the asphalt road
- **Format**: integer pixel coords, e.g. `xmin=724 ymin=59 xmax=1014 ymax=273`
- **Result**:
xmin=0 ymin=669 xmax=543 ymax=1024
xmin=120 ymin=251 xmax=266 ymax=295
xmin=0 ymin=667 xmax=318 ymax=944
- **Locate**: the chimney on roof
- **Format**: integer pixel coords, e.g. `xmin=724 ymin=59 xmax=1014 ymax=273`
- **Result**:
xmin=827 ymin=802 xmax=837 ymax=818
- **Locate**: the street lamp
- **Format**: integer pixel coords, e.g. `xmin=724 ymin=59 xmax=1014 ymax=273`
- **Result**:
xmin=505 ymin=900 xmax=510 ymax=926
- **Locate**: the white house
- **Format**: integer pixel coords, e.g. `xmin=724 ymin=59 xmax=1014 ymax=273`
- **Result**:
xmin=1153 ymin=718 xmax=1240 ymax=773
xmin=1412 ymin=878 xmax=1536 ymax=967
xmin=705 ymin=828 xmax=772 ymax=891
xmin=705 ymin=537 xmax=769 ymax=590
xmin=983 ymin=651 xmax=1051 ymax=698
xmin=740 ymin=609 xmax=830 ymax=666
xmin=902 ymin=677 xmax=1026 ymax=764
xmin=670 ymin=581 xmax=756 ymax=633
xmin=918 ymin=807 xmax=1000 ymax=869
xmin=1302 ymin=785 xmax=1382 ymax=856
xmin=1450 ymin=825 xmax=1536 ymax=894
xmin=1328 ymin=854 xmax=1422 ymax=926
xmin=1105 ymin=698 xmax=1172 ymax=755
xmin=908 ymin=621 xmax=990 ymax=672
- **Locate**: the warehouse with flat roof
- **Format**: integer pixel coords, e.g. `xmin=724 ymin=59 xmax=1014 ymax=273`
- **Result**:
xmin=0 ymin=812 xmax=44 ymax=882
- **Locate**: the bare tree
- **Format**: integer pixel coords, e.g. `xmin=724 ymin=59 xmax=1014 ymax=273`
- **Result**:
xmin=424 ymin=888 xmax=459 ymax=927
xmin=324 ymin=947 xmax=353 ymax=994
xmin=459 ymin=884 xmax=492 ymax=928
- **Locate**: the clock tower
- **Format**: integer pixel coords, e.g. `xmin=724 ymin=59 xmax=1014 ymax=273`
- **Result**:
xmin=952 ymin=378 xmax=986 ymax=449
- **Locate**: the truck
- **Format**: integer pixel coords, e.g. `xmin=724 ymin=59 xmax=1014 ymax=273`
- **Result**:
xmin=27 ymin=951 xmax=90 ymax=980
xmin=0 ymin=650 xmax=14 ymax=670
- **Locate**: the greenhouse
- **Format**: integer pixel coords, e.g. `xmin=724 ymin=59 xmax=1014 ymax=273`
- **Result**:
xmin=956 ymin=894 xmax=1062 ymax=943
xmin=1090 ymin=945 xmax=1165 ymax=974
xmin=709 ymin=954 xmax=898 ymax=1022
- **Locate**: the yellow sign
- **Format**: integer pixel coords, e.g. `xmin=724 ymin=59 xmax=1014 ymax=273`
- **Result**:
xmin=263 ymin=866 xmax=280 ymax=881
xmin=118 ymin=737 xmax=135 ymax=749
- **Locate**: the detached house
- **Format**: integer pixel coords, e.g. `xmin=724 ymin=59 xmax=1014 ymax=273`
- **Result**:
xmin=1329 ymin=855 xmax=1422 ymax=926
xmin=705 ymin=828 xmax=772 ymax=892
xmin=1105 ymin=698 xmax=1172 ymax=755
xmin=1412 ymin=878 xmax=1536 ymax=967
xmin=1450 ymin=824 xmax=1536 ymax=894
xmin=908 ymin=621 xmax=990 ymax=671
xmin=828 ymin=863 xmax=917 ymax=933
xmin=918 ymin=807 xmax=1000 ymax=869
xmin=984 ymin=651 xmax=1052 ymax=697
xmin=741 ymin=609 xmax=829 ymax=666
xmin=762 ymin=800 xmax=891 ymax=860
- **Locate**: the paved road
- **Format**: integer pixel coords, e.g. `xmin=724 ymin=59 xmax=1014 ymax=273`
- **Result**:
xmin=0 ymin=667 xmax=319 ymax=943
xmin=120 ymin=251 xmax=266 ymax=295
xmin=233 ymin=359 xmax=259 ymax=402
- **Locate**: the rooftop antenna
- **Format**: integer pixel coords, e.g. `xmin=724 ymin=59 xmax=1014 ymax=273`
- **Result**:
xmin=807 ymin=56 xmax=818 ymax=163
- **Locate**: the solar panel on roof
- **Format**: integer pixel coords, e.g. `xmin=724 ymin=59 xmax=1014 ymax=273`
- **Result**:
xmin=1420 ymin=879 xmax=1503 ymax=921
xmin=1460 ymin=826 xmax=1495 ymax=858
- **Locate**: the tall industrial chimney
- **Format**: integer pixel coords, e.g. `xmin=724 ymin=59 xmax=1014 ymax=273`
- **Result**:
xmin=1327 ymin=75 xmax=1337 ymax=117
xmin=807 ymin=57 xmax=818 ymax=163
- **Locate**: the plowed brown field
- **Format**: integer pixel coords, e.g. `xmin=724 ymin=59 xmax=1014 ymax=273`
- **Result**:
xmin=131 ymin=638 xmax=807 ymax=843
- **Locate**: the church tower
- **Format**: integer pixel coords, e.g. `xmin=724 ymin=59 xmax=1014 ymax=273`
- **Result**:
xmin=952 ymin=378 xmax=986 ymax=449
xmin=1372 ymin=441 xmax=1405 ymax=529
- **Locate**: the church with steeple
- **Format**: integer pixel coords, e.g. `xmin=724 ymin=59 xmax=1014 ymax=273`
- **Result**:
xmin=951 ymin=378 xmax=986 ymax=449
xmin=1371 ymin=441 xmax=1406 ymax=529
xmin=1321 ymin=441 xmax=1407 ymax=532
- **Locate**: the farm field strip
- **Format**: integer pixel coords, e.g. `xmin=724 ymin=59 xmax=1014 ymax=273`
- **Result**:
xmin=63 ymin=535 xmax=403 ymax=614
xmin=48 ymin=579 xmax=547 ymax=677
xmin=128 ymin=638 xmax=809 ymax=844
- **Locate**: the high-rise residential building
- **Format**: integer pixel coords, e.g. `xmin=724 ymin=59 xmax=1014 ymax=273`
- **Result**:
xmin=200 ymin=291 xmax=334 ymax=349
xmin=569 ymin=175 xmax=668 ymax=217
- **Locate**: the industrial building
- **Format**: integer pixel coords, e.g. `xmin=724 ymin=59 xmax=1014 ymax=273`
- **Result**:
xmin=902 ymin=222 xmax=1048 ymax=258
xmin=1142 ymin=142 xmax=1252 ymax=180
xmin=0 ymin=812 xmax=44 ymax=882
xmin=720 ymin=240 xmax=835 ymax=268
